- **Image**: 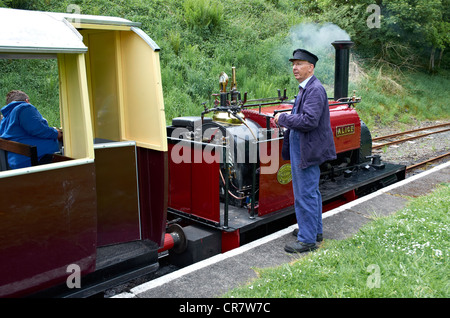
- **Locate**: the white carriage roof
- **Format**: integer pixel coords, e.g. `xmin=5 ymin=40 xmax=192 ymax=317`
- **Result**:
xmin=0 ymin=8 xmax=141 ymax=55
xmin=47 ymin=11 xmax=141 ymax=27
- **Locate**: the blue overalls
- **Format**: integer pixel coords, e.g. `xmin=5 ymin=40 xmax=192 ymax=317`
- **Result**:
xmin=290 ymin=88 xmax=323 ymax=244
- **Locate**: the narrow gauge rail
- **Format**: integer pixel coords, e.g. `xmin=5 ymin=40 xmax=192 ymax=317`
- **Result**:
xmin=406 ymin=152 xmax=450 ymax=171
xmin=372 ymin=123 xmax=450 ymax=150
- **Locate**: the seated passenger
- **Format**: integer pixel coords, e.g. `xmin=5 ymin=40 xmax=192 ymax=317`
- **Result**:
xmin=0 ymin=90 xmax=62 ymax=169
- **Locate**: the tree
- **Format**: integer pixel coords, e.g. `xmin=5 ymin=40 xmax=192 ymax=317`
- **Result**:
xmin=383 ymin=0 xmax=449 ymax=71
xmin=302 ymin=0 xmax=449 ymax=70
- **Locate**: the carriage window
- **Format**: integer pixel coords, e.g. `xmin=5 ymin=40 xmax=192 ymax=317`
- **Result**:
xmin=0 ymin=59 xmax=60 ymax=127
xmin=0 ymin=58 xmax=65 ymax=171
xmin=0 ymin=54 xmax=94 ymax=172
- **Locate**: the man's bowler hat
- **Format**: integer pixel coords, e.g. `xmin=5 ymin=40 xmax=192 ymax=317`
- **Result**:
xmin=289 ymin=49 xmax=319 ymax=66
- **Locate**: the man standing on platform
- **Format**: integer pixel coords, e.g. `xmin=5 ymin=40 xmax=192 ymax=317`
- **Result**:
xmin=274 ymin=49 xmax=336 ymax=253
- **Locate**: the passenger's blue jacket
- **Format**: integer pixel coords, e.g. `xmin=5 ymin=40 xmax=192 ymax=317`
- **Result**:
xmin=0 ymin=101 xmax=59 ymax=169
xmin=278 ymin=75 xmax=336 ymax=169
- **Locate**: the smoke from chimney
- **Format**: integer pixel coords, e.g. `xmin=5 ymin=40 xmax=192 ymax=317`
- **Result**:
xmin=288 ymin=23 xmax=351 ymax=51
xmin=287 ymin=23 xmax=352 ymax=98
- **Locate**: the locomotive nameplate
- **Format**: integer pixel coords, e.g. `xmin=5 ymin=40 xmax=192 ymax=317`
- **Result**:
xmin=277 ymin=163 xmax=292 ymax=184
xmin=336 ymin=124 xmax=355 ymax=137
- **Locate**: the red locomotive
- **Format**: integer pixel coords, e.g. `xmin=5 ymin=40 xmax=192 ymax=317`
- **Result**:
xmin=0 ymin=9 xmax=405 ymax=297
xmin=165 ymin=41 xmax=405 ymax=262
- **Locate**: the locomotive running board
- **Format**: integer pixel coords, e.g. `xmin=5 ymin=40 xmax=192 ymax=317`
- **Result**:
xmin=226 ymin=162 xmax=407 ymax=245
xmin=167 ymin=162 xmax=406 ymax=248
xmin=320 ymin=162 xmax=407 ymax=202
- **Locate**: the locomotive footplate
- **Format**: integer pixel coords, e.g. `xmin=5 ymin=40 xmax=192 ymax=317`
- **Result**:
xmin=319 ymin=162 xmax=406 ymax=202
xmin=168 ymin=162 xmax=406 ymax=251
xmin=224 ymin=203 xmax=297 ymax=246
xmin=224 ymin=162 xmax=406 ymax=246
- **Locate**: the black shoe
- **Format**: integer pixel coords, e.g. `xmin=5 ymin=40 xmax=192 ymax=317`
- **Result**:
xmin=292 ymin=228 xmax=323 ymax=242
xmin=284 ymin=241 xmax=317 ymax=253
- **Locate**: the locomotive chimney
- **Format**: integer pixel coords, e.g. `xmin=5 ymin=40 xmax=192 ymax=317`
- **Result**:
xmin=331 ymin=40 xmax=354 ymax=100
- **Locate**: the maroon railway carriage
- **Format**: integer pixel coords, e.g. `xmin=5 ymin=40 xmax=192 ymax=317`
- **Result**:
xmin=0 ymin=9 xmax=170 ymax=297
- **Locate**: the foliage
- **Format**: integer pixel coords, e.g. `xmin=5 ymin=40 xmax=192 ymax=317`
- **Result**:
xmin=350 ymin=67 xmax=450 ymax=128
xmin=183 ymin=0 xmax=224 ymax=32
xmin=0 ymin=59 xmax=60 ymax=126
xmin=0 ymin=0 xmax=448 ymax=127
xmin=296 ymin=0 xmax=450 ymax=72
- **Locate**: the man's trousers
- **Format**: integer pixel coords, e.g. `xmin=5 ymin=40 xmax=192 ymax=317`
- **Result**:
xmin=289 ymin=130 xmax=323 ymax=244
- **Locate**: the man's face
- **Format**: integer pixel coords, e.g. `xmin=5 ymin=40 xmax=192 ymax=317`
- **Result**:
xmin=292 ymin=60 xmax=314 ymax=83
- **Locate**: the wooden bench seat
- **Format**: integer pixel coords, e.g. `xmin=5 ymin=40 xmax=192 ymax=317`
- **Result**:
xmin=0 ymin=138 xmax=38 ymax=170
xmin=0 ymin=138 xmax=72 ymax=171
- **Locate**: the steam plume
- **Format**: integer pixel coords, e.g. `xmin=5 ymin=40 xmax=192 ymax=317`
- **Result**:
xmin=288 ymin=23 xmax=350 ymax=52
xmin=287 ymin=23 xmax=351 ymax=91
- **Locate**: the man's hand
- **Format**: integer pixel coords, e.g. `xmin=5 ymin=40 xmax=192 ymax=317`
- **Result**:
xmin=274 ymin=113 xmax=282 ymax=125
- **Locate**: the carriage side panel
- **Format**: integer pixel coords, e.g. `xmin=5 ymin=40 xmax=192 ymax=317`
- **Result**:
xmin=0 ymin=162 xmax=97 ymax=297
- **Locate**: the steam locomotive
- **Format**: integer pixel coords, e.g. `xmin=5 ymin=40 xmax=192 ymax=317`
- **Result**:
xmin=165 ymin=41 xmax=406 ymax=263
xmin=0 ymin=9 xmax=405 ymax=297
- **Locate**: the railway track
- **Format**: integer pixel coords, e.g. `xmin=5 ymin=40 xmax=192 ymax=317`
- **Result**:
xmin=406 ymin=152 xmax=450 ymax=171
xmin=372 ymin=122 xmax=450 ymax=150
xmin=371 ymin=122 xmax=450 ymax=174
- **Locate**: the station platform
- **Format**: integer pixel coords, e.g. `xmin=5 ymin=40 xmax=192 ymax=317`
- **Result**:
xmin=114 ymin=161 xmax=449 ymax=299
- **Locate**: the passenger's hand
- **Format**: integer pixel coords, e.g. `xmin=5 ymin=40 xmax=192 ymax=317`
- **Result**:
xmin=55 ymin=128 xmax=63 ymax=141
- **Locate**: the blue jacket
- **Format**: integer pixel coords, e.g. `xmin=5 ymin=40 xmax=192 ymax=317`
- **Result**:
xmin=0 ymin=101 xmax=59 ymax=169
xmin=278 ymin=75 xmax=336 ymax=169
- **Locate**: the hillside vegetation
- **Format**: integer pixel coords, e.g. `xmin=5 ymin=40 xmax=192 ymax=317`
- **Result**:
xmin=0 ymin=0 xmax=448 ymax=128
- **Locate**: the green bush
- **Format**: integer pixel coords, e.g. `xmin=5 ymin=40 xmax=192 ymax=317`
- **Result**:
xmin=183 ymin=0 xmax=223 ymax=31
xmin=1 ymin=0 xmax=448 ymax=128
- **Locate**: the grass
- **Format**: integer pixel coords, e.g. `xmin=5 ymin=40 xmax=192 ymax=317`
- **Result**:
xmin=350 ymin=67 xmax=450 ymax=129
xmin=0 ymin=59 xmax=60 ymax=127
xmin=223 ymin=183 xmax=449 ymax=298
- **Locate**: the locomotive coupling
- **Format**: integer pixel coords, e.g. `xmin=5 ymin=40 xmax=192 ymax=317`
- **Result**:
xmin=366 ymin=155 xmax=385 ymax=169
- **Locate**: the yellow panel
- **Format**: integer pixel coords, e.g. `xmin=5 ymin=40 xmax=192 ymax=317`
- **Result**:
xmin=119 ymin=31 xmax=167 ymax=151
xmin=58 ymin=53 xmax=94 ymax=159
xmin=84 ymin=31 xmax=121 ymax=141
